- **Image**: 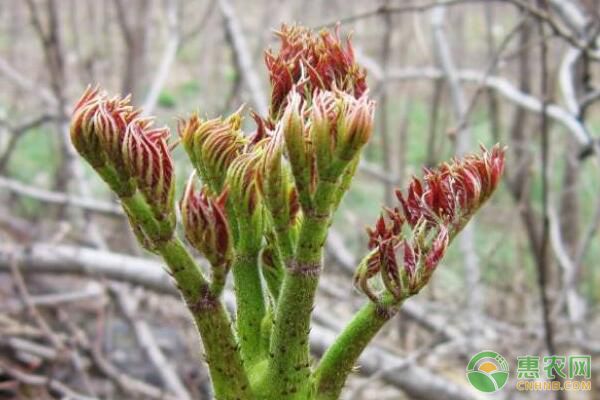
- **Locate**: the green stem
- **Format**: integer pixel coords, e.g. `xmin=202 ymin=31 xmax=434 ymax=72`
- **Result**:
xmin=193 ymin=301 xmax=254 ymax=400
xmin=314 ymin=301 xmax=399 ymax=400
xmin=120 ymin=193 xmax=160 ymax=236
xmin=157 ymin=237 xmax=254 ymax=400
xmin=267 ymin=270 xmax=319 ymax=398
xmin=232 ymin=250 xmax=266 ymax=366
xmin=156 ymin=237 xmax=209 ymax=296
xmin=120 ymin=189 xmax=253 ymax=399
xmin=266 ymin=180 xmax=338 ymax=399
xmin=261 ymin=243 xmax=284 ymax=301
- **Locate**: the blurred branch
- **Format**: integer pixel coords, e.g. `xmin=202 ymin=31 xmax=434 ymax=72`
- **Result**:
xmin=0 ymin=56 xmax=56 ymax=106
xmin=85 ymin=341 xmax=179 ymax=400
xmin=507 ymin=0 xmax=600 ymax=59
xmin=0 ymin=114 xmax=56 ymax=172
xmin=450 ymin=17 xmax=526 ymax=135
xmin=180 ymin=0 xmax=216 ymax=46
xmin=548 ymin=0 xmax=587 ymax=33
xmin=0 ymin=359 xmax=96 ymax=400
xmin=579 ymin=89 xmax=600 ymax=109
xmin=357 ymin=160 xmax=399 ymax=185
xmin=0 ymin=243 xmax=477 ymax=400
xmin=142 ymin=0 xmax=180 ymax=115
xmin=217 ymin=0 xmax=268 ymax=116
xmin=320 ymin=0 xmax=484 ymax=28
xmin=0 ymin=176 xmax=123 ymax=217
xmin=8 ymin=254 xmax=97 ymax=396
xmin=430 ymin=4 xmax=481 ymax=332
xmin=2 ymin=283 xmax=105 ymax=314
xmin=534 ymin=10 xmax=562 ymax=398
xmin=548 ymin=203 xmax=586 ymax=342
xmin=9 ymin=256 xmax=64 ymax=350
xmin=331 ymin=0 xmax=600 ymax=59
xmin=110 ymin=285 xmax=192 ymax=400
xmin=378 ymin=2 xmax=394 ymax=206
xmin=112 ymin=0 xmax=151 ymax=98
xmin=368 ymin=63 xmax=592 ymax=146
xmin=25 ymin=0 xmax=109 ymax=250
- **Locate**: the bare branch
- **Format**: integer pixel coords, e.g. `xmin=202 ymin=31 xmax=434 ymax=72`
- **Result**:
xmin=369 ymin=63 xmax=592 ymax=145
xmin=0 ymin=359 xmax=97 ymax=400
xmin=0 ymin=243 xmax=477 ymax=400
xmin=111 ymin=285 xmax=192 ymax=400
xmin=0 ymin=176 xmax=123 ymax=217
xmin=142 ymin=0 xmax=181 ymax=115
xmin=217 ymin=0 xmax=268 ymax=116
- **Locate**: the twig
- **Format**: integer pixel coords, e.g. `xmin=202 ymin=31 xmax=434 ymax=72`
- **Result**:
xmin=430 ymin=3 xmax=481 ymax=333
xmin=93 ymin=362 xmax=163 ymax=399
xmin=535 ymin=4 xmax=563 ymax=397
xmin=1 ymin=337 xmax=61 ymax=362
xmin=9 ymin=252 xmax=99 ymax=396
xmin=0 ymin=243 xmax=477 ymax=400
xmin=142 ymin=0 xmax=180 ymax=115
xmin=357 ymin=160 xmax=400 ymax=185
xmin=111 ymin=285 xmax=192 ymax=400
xmin=0 ymin=359 xmax=97 ymax=400
xmin=575 ymin=192 xmax=600 ymax=267
xmin=2 ymin=283 xmax=105 ymax=313
xmin=0 ymin=176 xmax=123 ymax=217
xmin=377 ymin=2 xmax=395 ymax=206
xmin=547 ymin=203 xmax=586 ymax=342
xmin=318 ymin=0 xmax=485 ymax=28
xmin=377 ymin=64 xmax=591 ymax=145
xmin=0 ymin=56 xmax=57 ymax=106
xmin=9 ymin=255 xmax=63 ymax=350
xmin=329 ymin=0 xmax=599 ymax=59
xmin=0 ymin=113 xmax=55 ymax=172
xmin=217 ymin=0 xmax=268 ymax=116
xmin=506 ymin=0 xmax=600 ymax=60
xmin=180 ymin=0 xmax=216 ymax=46
xmin=25 ymin=0 xmax=109 ymax=250
xmin=450 ymin=17 xmax=527 ymax=135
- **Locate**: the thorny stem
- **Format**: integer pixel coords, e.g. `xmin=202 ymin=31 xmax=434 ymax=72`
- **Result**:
xmin=267 ymin=180 xmax=339 ymax=399
xmin=314 ymin=300 xmax=400 ymax=400
xmin=120 ymin=191 xmax=253 ymax=400
xmin=232 ymin=250 xmax=267 ymax=367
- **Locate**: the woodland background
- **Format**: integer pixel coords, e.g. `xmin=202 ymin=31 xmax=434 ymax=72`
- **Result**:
xmin=0 ymin=0 xmax=599 ymax=399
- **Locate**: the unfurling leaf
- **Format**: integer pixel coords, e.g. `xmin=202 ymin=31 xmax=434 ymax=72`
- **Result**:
xmin=355 ymin=145 xmax=506 ymax=303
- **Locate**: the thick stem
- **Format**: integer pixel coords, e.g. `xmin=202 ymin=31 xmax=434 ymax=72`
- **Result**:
xmin=266 ymin=180 xmax=337 ymax=399
xmin=193 ymin=301 xmax=254 ymax=400
xmin=232 ymin=250 xmax=266 ymax=366
xmin=314 ymin=301 xmax=399 ymax=400
xmin=157 ymin=237 xmax=253 ymax=399
xmin=266 ymin=267 xmax=320 ymax=398
xmin=157 ymin=237 xmax=254 ymax=400
xmin=119 ymin=189 xmax=253 ymax=399
xmin=156 ymin=237 xmax=209 ymax=297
